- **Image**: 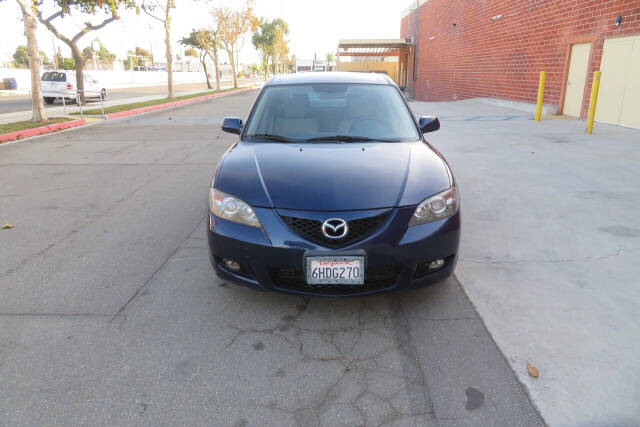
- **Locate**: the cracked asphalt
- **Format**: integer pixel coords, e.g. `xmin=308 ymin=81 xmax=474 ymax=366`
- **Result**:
xmin=0 ymin=90 xmax=542 ymax=426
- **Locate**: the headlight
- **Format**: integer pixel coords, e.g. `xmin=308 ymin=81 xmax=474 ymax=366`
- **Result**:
xmin=409 ymin=187 xmax=459 ymax=226
xmin=208 ymin=188 xmax=261 ymax=227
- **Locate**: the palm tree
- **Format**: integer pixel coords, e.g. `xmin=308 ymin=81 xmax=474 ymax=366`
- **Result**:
xmin=326 ymin=53 xmax=334 ymax=72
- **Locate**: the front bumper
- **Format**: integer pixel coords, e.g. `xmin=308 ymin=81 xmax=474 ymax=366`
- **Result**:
xmin=207 ymin=206 xmax=460 ymax=296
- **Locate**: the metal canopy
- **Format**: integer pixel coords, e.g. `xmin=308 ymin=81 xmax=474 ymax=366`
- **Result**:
xmin=337 ymin=39 xmax=412 ymax=57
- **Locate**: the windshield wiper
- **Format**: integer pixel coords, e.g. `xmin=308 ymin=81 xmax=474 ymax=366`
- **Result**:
xmin=305 ymin=135 xmax=399 ymax=142
xmin=244 ymin=133 xmax=298 ymax=143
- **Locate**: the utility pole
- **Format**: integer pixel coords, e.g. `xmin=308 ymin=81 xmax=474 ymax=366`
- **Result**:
xmin=148 ymin=23 xmax=154 ymax=69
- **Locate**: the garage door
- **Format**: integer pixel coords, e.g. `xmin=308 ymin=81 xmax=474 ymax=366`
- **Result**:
xmin=596 ymin=35 xmax=640 ymax=129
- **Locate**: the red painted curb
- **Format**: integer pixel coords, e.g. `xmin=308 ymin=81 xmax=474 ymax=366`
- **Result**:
xmin=106 ymin=86 xmax=255 ymax=120
xmin=0 ymin=118 xmax=87 ymax=143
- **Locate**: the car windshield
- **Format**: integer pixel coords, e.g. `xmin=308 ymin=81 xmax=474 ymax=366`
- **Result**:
xmin=41 ymin=72 xmax=67 ymax=82
xmin=243 ymin=83 xmax=420 ymax=142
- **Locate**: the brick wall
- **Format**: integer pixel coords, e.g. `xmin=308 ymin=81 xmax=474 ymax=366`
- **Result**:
xmin=401 ymin=0 xmax=640 ymax=117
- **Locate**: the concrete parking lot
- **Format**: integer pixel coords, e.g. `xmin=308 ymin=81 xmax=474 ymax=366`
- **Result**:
xmin=0 ymin=91 xmax=542 ymax=426
xmin=410 ymin=98 xmax=640 ymax=426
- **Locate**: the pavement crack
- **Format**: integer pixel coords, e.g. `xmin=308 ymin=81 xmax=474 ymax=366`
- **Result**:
xmin=0 ymin=168 xmax=169 ymax=280
xmin=389 ymin=295 xmax=439 ymax=423
xmin=112 ymin=217 xmax=204 ymax=320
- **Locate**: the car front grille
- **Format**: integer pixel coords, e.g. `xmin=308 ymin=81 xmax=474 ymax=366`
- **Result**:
xmin=280 ymin=211 xmax=391 ymax=248
xmin=268 ymin=265 xmax=402 ymax=296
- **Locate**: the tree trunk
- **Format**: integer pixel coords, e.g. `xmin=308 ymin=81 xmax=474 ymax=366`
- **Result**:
xmin=17 ymin=0 xmax=46 ymax=122
xmin=164 ymin=4 xmax=174 ymax=99
xmin=264 ymin=56 xmax=269 ymax=81
xmin=228 ymin=46 xmax=237 ymax=89
xmin=71 ymin=44 xmax=85 ymax=104
xmin=211 ymin=47 xmax=220 ymax=91
xmin=201 ymin=54 xmax=211 ymax=89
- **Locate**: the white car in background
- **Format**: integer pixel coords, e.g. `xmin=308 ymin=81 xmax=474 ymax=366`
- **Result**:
xmin=41 ymin=70 xmax=107 ymax=105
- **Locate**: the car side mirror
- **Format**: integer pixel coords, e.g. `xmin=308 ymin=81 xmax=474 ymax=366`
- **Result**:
xmin=419 ymin=116 xmax=440 ymax=133
xmin=222 ymin=117 xmax=243 ymax=134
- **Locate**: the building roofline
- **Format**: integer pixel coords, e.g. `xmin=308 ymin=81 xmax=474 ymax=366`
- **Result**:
xmin=401 ymin=0 xmax=429 ymax=19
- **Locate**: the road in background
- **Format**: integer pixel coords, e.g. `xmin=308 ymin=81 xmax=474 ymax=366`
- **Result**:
xmin=0 ymin=80 xmax=255 ymax=115
xmin=0 ymin=91 xmax=541 ymax=426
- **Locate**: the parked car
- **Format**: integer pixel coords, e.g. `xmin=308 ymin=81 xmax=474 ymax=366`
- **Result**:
xmin=208 ymin=72 xmax=460 ymax=296
xmin=41 ymin=70 xmax=107 ymax=104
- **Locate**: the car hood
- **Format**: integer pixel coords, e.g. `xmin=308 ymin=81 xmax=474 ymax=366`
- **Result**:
xmin=216 ymin=141 xmax=452 ymax=211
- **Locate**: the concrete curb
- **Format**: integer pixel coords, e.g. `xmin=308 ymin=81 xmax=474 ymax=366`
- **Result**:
xmin=0 ymin=86 xmax=256 ymax=144
xmin=105 ymin=86 xmax=256 ymax=120
xmin=0 ymin=118 xmax=88 ymax=143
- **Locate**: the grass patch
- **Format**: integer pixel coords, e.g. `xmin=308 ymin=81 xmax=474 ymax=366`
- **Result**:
xmin=73 ymin=87 xmax=238 ymax=115
xmin=0 ymin=117 xmax=74 ymax=134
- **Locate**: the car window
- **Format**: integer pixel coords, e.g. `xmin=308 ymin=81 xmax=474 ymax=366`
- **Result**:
xmin=42 ymin=72 xmax=67 ymax=82
xmin=243 ymin=83 xmax=420 ymax=142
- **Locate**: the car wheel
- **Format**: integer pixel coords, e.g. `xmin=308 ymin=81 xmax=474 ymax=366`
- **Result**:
xmin=100 ymin=89 xmax=107 ymax=101
xmin=43 ymin=97 xmax=55 ymax=105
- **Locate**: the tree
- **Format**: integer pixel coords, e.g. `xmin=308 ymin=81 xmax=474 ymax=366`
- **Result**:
xmin=180 ymin=29 xmax=221 ymax=90
xmin=184 ymin=48 xmax=197 ymax=58
xmin=251 ymin=18 xmax=287 ymax=81
xmin=12 ymin=45 xmax=49 ymax=69
xmin=272 ymin=24 xmax=289 ymax=74
xmin=82 ymin=41 xmax=115 ymax=67
xmin=57 ymin=56 xmax=76 ymax=70
xmin=14 ymin=0 xmax=46 ymax=121
xmin=141 ymin=0 xmax=176 ymax=98
xmin=135 ymin=46 xmax=153 ymax=62
xmin=35 ymin=0 xmax=135 ymax=102
xmin=251 ymin=19 xmax=273 ymax=81
xmin=12 ymin=45 xmax=29 ymax=68
xmin=212 ymin=1 xmax=255 ymax=88
xmin=326 ymin=53 xmax=334 ymax=71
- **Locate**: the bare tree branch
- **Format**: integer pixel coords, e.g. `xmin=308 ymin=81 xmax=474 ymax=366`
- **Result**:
xmin=35 ymin=8 xmax=72 ymax=45
xmin=45 ymin=9 xmax=64 ymax=23
xmin=142 ymin=8 xmax=164 ymax=23
xmin=71 ymin=14 xmax=117 ymax=43
xmin=141 ymin=1 xmax=166 ymax=23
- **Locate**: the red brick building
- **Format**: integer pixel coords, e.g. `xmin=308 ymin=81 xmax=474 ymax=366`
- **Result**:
xmin=400 ymin=0 xmax=640 ymax=127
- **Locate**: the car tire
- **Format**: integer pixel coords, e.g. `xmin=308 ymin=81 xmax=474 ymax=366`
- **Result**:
xmin=100 ymin=89 xmax=107 ymax=101
xmin=44 ymin=97 xmax=55 ymax=105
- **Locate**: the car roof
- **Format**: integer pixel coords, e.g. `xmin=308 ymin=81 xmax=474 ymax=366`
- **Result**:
xmin=266 ymin=72 xmax=395 ymax=86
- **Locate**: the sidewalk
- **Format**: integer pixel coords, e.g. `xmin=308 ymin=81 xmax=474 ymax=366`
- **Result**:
xmin=409 ymin=98 xmax=640 ymax=425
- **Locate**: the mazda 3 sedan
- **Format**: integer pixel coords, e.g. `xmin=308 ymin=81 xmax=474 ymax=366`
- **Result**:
xmin=207 ymin=72 xmax=460 ymax=296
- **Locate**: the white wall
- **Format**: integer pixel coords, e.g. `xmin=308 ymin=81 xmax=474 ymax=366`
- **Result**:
xmin=0 ymin=68 xmax=210 ymax=91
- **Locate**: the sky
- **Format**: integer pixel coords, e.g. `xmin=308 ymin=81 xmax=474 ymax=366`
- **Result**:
xmin=1 ymin=0 xmax=411 ymax=65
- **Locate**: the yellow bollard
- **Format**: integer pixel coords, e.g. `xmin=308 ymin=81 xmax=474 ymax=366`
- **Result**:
xmin=535 ymin=71 xmax=546 ymax=122
xmin=586 ymin=71 xmax=601 ymax=134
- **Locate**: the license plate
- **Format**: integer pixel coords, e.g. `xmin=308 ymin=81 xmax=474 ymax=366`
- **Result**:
xmin=305 ymin=256 xmax=365 ymax=285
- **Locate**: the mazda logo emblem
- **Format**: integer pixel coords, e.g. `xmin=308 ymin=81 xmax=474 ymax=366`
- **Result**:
xmin=321 ymin=218 xmax=348 ymax=239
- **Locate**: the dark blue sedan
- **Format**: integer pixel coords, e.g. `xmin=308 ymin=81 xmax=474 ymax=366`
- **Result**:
xmin=207 ymin=72 xmax=460 ymax=296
